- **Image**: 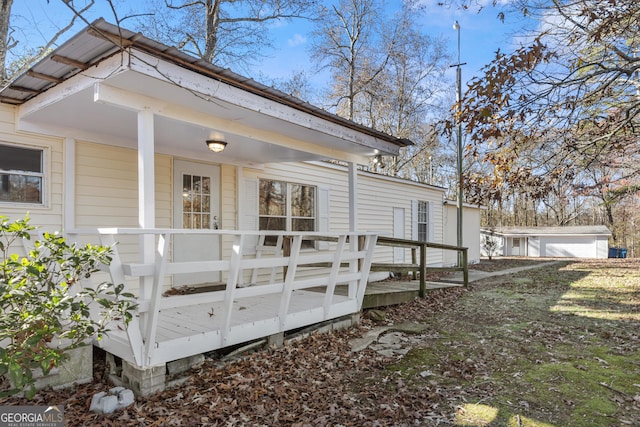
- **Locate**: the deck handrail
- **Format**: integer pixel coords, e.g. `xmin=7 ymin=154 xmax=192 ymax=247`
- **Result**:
xmin=67 ymin=228 xmax=378 ymax=367
xmin=372 ymin=236 xmax=468 ymax=296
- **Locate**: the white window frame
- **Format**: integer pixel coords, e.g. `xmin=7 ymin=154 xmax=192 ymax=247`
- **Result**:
xmin=0 ymin=142 xmax=46 ymax=207
xmin=417 ymin=200 xmax=429 ymax=242
xmin=411 ymin=199 xmax=434 ymax=242
xmin=258 ymin=179 xmax=318 ymax=247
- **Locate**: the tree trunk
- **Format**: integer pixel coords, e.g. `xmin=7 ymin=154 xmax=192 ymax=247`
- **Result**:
xmin=204 ymin=0 xmax=221 ymax=63
xmin=0 ymin=0 xmax=14 ymax=83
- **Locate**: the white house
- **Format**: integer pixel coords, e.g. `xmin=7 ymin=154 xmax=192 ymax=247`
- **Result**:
xmin=0 ymin=20 xmax=477 ymax=394
xmin=480 ymin=226 xmax=612 ymax=259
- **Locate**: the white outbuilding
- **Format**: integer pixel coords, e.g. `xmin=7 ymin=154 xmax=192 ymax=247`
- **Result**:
xmin=480 ymin=226 xmax=612 ymax=259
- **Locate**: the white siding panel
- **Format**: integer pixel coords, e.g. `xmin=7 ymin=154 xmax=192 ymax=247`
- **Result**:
xmin=0 ymin=104 xmax=64 ymax=231
xmin=596 ymin=236 xmax=609 ymax=259
xmin=318 ymin=187 xmax=330 ymax=250
xmin=220 ymin=164 xmax=237 ymax=230
xmin=74 ymin=141 xmax=172 ymax=293
xmin=75 ymin=141 xmax=171 ymax=229
xmin=444 ymin=204 xmax=481 ymax=265
xmin=240 ymin=177 xmax=259 ymax=254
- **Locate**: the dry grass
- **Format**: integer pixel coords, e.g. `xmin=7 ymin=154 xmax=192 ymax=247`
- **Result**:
xmin=388 ymin=258 xmax=640 ymax=426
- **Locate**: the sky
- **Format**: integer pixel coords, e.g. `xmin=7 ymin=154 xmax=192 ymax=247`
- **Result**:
xmin=8 ymin=0 xmax=525 ymax=93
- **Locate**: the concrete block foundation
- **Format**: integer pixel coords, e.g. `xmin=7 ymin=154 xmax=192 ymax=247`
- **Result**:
xmin=120 ymin=362 xmax=166 ymax=397
xmin=107 ymin=353 xmax=206 ymax=397
xmin=33 ymin=344 xmax=93 ymax=391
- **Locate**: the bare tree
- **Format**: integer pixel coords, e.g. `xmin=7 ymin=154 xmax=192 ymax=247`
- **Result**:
xmin=136 ymin=0 xmax=316 ymax=71
xmin=310 ymin=0 xmax=452 ymax=181
xmin=458 ymin=0 xmax=640 ymax=183
xmin=365 ymin=1 xmax=451 ymax=178
xmin=310 ymin=0 xmax=392 ymax=121
xmin=447 ymin=0 xmax=640 ymax=236
xmin=1 ymin=0 xmax=96 ymax=85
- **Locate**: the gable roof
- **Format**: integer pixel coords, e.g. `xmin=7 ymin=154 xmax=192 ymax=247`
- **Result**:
xmin=0 ymin=19 xmax=412 ymax=153
xmin=482 ymin=226 xmax=612 ymax=237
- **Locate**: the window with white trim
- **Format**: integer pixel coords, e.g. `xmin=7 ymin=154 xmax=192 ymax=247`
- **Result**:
xmin=416 ymin=200 xmax=430 ymax=242
xmin=0 ymin=144 xmax=44 ymax=205
xmin=259 ymin=179 xmax=316 ymax=248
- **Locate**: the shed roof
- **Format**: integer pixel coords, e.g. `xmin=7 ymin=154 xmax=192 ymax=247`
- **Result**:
xmin=482 ymin=225 xmax=612 ymax=237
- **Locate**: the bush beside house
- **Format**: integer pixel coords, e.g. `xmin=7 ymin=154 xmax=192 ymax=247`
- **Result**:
xmin=0 ymin=215 xmax=136 ymax=398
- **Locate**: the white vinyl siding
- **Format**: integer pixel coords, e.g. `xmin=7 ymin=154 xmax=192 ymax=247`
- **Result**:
xmin=240 ymin=177 xmax=259 ymax=254
xmin=0 ymin=103 xmax=63 ymax=231
xmin=75 ymin=142 xmax=171 ymax=228
xmin=444 ymin=204 xmax=482 ymax=265
xmin=317 ymin=187 xmax=330 ymax=249
xmin=243 ymin=161 xmax=446 ymax=267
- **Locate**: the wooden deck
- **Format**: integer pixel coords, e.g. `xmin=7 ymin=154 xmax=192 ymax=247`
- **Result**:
xmin=73 ymin=228 xmax=468 ymax=370
xmin=97 ymin=288 xmax=358 ymax=367
xmin=84 ymin=229 xmax=377 ymax=368
xmin=98 ymin=279 xmax=461 ymax=367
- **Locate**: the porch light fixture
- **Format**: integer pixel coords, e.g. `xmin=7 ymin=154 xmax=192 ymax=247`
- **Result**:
xmin=206 ymin=139 xmax=227 ymax=152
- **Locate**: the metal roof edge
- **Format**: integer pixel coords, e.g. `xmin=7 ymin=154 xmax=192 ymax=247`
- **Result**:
xmin=1 ymin=19 xmax=414 ymax=150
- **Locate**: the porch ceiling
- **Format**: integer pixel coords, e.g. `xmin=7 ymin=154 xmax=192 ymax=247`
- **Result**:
xmin=17 ymin=70 xmax=332 ymax=166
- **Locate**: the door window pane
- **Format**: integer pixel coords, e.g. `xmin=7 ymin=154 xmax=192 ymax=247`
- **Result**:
xmin=182 ymin=173 xmax=212 ymax=229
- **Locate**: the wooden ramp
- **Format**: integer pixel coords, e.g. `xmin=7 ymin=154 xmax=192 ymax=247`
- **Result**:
xmin=362 ymin=280 xmax=463 ymax=309
xmin=96 ymin=288 xmax=358 ymax=367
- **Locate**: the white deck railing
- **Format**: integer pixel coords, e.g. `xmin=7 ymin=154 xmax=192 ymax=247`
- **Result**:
xmin=69 ymin=229 xmax=377 ymax=368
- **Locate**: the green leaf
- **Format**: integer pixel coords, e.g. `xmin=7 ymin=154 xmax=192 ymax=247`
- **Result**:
xmin=9 ymin=360 xmax=24 ymax=388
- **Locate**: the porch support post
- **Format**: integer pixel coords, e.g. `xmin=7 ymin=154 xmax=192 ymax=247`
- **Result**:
xmin=347 ymin=162 xmax=358 ymax=299
xmin=347 ymin=162 xmax=358 ymax=232
xmin=138 ymin=109 xmax=156 ymax=302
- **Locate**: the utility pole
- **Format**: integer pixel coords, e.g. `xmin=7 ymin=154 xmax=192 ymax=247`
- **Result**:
xmin=453 ymin=20 xmax=466 ymax=260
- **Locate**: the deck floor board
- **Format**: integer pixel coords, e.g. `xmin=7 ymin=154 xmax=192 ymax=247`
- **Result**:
xmin=133 ymin=289 xmax=352 ymax=345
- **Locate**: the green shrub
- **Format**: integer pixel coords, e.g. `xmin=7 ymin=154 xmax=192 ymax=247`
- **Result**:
xmin=0 ymin=215 xmax=136 ymax=398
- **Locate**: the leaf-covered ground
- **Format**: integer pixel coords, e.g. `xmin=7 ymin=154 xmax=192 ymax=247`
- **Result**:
xmin=3 ymin=258 xmax=639 ymax=426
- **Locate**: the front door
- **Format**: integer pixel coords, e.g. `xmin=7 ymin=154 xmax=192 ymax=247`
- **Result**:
xmin=393 ymin=207 xmax=405 ymax=262
xmin=512 ymin=238 xmax=520 ymax=256
xmin=173 ymin=160 xmax=221 ymax=287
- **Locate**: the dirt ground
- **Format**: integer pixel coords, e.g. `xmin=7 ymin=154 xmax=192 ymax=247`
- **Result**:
xmin=3 ymin=257 xmax=639 ymax=426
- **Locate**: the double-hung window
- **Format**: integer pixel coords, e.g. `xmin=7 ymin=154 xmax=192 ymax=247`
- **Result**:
xmin=259 ymin=179 xmax=316 ymax=248
xmin=0 ymin=144 xmax=44 ymax=205
xmin=416 ymin=200 xmax=430 ymax=242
